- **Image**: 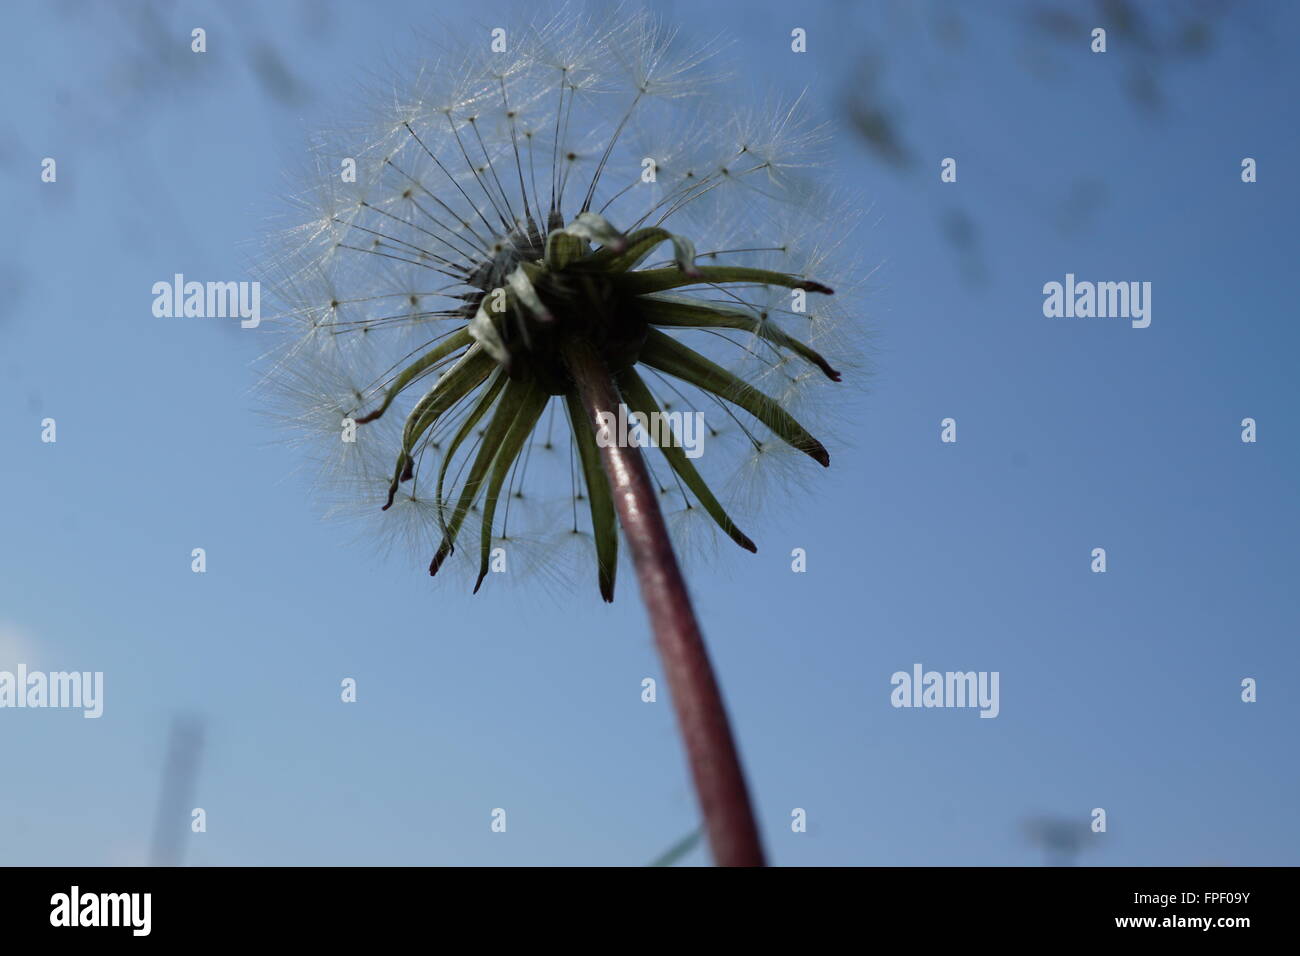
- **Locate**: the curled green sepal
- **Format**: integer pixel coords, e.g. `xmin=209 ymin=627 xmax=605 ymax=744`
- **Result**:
xmin=564 ymin=391 xmax=618 ymax=602
xmin=467 ymin=298 xmax=510 ymax=367
xmin=589 ymin=227 xmax=701 ymax=277
xmin=382 ymin=345 xmax=493 ymax=510
xmin=545 ymin=231 xmax=589 ymax=270
xmin=551 ymin=211 xmax=627 ymax=255
xmin=434 ymin=372 xmax=507 ymax=531
xmin=615 ymin=265 xmax=834 ymax=298
xmin=638 ymin=327 xmax=829 ymax=467
xmin=638 ymin=294 xmax=840 ymax=381
xmin=473 ymin=384 xmax=551 ymax=592
xmin=506 ymin=265 xmax=554 ymax=323
xmin=429 ymin=377 xmax=534 ymax=575
xmin=355 ymin=326 xmax=473 ymax=424
xmin=617 ymin=367 xmax=755 ymax=553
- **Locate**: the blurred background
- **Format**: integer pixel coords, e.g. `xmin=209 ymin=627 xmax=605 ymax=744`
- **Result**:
xmin=0 ymin=0 xmax=1296 ymax=866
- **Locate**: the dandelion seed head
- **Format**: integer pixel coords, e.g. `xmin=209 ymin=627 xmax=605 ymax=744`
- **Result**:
xmin=258 ymin=4 xmax=870 ymax=598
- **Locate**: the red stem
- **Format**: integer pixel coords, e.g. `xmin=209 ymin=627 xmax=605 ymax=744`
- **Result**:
xmin=565 ymin=340 xmax=766 ymax=867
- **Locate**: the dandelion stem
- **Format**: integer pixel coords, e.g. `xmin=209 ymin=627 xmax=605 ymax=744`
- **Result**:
xmin=564 ymin=339 xmax=767 ymax=868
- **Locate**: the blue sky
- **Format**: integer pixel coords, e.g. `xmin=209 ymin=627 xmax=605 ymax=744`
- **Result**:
xmin=1 ymin=0 xmax=1296 ymax=865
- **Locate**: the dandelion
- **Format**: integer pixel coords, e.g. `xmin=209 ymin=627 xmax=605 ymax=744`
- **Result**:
xmin=261 ymin=6 xmax=861 ymax=867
